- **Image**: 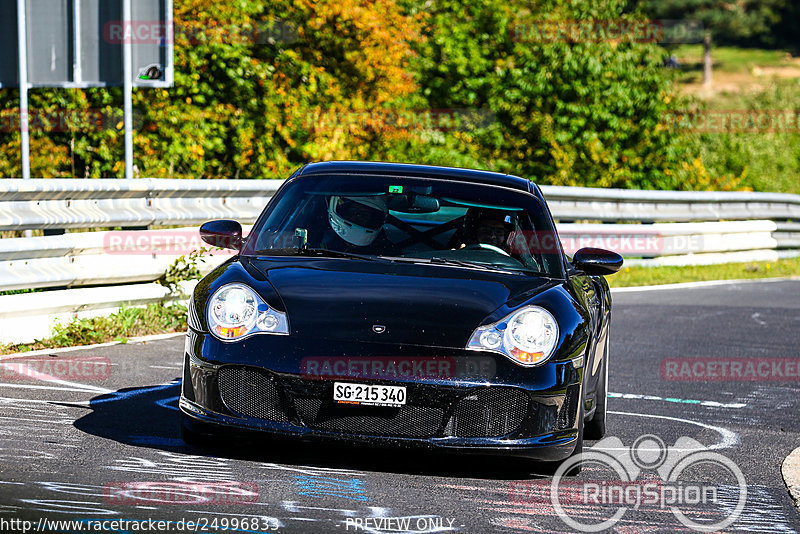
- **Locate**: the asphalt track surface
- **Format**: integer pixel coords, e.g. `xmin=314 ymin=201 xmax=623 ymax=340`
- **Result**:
xmin=0 ymin=279 xmax=798 ymax=533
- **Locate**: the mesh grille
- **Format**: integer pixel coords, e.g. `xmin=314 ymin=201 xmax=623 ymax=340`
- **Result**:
xmin=294 ymin=397 xmax=444 ymax=438
xmin=529 ymin=402 xmax=559 ymax=435
xmin=218 ymin=366 xmax=289 ymax=422
xmin=445 ymin=388 xmax=529 ymax=438
xmin=556 ymin=385 xmax=580 ymax=429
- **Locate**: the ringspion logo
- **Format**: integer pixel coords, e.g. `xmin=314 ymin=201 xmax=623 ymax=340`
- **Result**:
xmin=549 ymin=435 xmax=747 ymax=532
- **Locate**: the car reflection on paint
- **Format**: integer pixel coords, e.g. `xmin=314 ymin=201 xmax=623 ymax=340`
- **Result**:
xmin=179 ymin=161 xmax=622 ymax=470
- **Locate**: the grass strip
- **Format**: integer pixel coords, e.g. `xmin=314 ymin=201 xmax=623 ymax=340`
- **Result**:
xmin=0 ymin=302 xmax=187 ymax=354
xmin=609 ymin=257 xmax=800 ymax=287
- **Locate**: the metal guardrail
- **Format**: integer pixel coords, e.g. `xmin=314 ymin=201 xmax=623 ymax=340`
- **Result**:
xmin=0 ymin=227 xmax=233 ymax=292
xmin=0 ymin=179 xmax=281 ymax=230
xmin=538 ymin=185 xmax=800 ymax=250
xmin=540 ymin=185 xmax=800 ymax=222
xmin=0 ymin=178 xmax=798 ymax=344
xmin=1 ymin=179 xmax=797 ymax=244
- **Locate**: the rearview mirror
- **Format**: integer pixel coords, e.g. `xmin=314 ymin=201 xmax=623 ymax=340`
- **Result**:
xmin=572 ymin=247 xmax=623 ymax=276
xmin=200 ymin=220 xmax=242 ymax=251
xmin=387 ymin=194 xmax=440 ymax=214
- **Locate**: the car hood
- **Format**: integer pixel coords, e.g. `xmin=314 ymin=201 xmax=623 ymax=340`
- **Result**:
xmin=246 ymin=257 xmax=556 ymax=348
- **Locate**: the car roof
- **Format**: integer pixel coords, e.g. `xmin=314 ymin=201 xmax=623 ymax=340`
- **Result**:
xmin=294 ymin=161 xmax=534 ymax=193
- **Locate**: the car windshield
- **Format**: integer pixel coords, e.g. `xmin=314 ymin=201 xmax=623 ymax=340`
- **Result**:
xmin=242 ymin=174 xmax=564 ymax=277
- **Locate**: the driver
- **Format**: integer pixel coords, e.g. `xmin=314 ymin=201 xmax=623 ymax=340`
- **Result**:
xmin=327 ymin=195 xmax=392 ymax=249
xmin=453 ymin=208 xmax=510 ymax=251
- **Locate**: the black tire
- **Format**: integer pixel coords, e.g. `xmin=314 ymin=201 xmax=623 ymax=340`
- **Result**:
xmin=584 ymin=336 xmax=608 ymax=440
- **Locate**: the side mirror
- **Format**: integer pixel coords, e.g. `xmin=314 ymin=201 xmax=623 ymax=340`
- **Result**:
xmin=200 ymin=220 xmax=242 ymax=251
xmin=572 ymin=247 xmax=623 ymax=276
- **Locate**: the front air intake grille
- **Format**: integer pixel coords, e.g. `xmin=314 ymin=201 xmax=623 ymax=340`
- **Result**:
xmin=556 ymin=385 xmax=580 ymax=429
xmin=444 ymin=387 xmax=529 ymax=438
xmin=218 ymin=366 xmax=290 ymax=422
xmin=294 ymin=397 xmax=444 ymax=438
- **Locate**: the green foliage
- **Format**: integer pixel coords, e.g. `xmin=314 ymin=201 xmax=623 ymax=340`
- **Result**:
xmin=0 ymin=303 xmax=188 ymax=354
xmin=0 ymin=0 xmax=423 ymax=179
xmin=0 ymin=0 xmax=795 ymax=193
xmin=687 ymin=81 xmax=800 ymax=194
xmin=159 ymin=248 xmax=208 ymax=296
xmin=408 ymin=0 xmax=718 ymax=189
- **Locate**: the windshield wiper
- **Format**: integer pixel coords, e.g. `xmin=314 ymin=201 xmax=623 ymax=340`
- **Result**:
xmin=386 ymin=255 xmax=522 ymax=274
xmin=252 ymin=248 xmax=379 ymax=261
xmin=429 ymin=257 xmax=522 ymax=274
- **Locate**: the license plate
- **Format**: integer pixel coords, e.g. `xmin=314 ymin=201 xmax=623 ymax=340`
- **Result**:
xmin=333 ymin=382 xmax=406 ymax=407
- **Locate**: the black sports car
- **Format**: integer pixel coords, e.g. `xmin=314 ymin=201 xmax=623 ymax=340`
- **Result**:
xmin=179 ymin=161 xmax=622 ymax=466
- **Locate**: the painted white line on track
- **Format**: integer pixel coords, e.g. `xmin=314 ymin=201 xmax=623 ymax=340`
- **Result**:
xmin=609 ymin=391 xmax=746 ymax=409
xmin=0 ymin=416 xmax=74 ymax=424
xmin=185 ymin=511 xmax=278 ymax=518
xmin=0 ymin=396 xmax=91 ymax=406
xmin=609 ymin=410 xmax=739 ymax=450
xmin=611 ymin=276 xmax=797 ymax=293
xmin=0 ymin=383 xmax=109 ymax=393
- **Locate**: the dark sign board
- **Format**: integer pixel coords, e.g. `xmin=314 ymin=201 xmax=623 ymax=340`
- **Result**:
xmin=0 ymin=0 xmax=173 ymax=88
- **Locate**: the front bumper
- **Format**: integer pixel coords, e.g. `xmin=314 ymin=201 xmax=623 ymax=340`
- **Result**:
xmin=180 ymin=329 xmax=585 ymax=462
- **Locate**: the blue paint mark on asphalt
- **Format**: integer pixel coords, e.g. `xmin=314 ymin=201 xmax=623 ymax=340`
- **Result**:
xmin=89 ymin=382 xmax=179 ymax=405
xmin=295 ymin=475 xmax=369 ymax=501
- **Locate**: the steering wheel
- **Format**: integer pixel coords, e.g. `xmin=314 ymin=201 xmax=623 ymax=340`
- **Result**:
xmin=463 ymin=243 xmax=511 ymax=257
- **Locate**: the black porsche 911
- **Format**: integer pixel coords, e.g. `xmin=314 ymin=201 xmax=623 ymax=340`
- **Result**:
xmin=179 ymin=161 xmax=622 ymax=467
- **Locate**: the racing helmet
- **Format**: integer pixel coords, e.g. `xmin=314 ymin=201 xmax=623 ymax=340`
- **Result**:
xmin=328 ymin=195 xmax=388 ymax=246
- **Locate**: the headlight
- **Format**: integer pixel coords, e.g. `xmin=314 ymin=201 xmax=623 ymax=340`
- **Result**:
xmin=466 ymin=305 xmax=558 ymax=367
xmin=206 ymin=283 xmax=289 ymax=341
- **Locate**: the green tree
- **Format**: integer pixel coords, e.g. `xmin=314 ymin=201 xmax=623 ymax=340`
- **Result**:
xmin=637 ymin=0 xmax=792 ymax=86
xmin=637 ymin=0 xmax=788 ymax=47
xmin=409 ymin=0 xmax=725 ymax=189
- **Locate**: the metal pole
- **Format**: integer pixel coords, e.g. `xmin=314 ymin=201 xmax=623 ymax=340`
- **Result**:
xmin=16 ymin=0 xmax=30 ymax=180
xmin=122 ymin=0 xmax=133 ymax=179
xmin=73 ymin=0 xmax=81 ymax=83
